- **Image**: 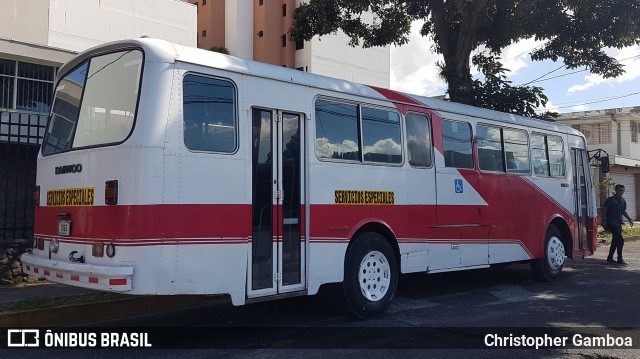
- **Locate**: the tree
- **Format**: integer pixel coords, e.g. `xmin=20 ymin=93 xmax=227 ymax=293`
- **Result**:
xmin=209 ymin=46 xmax=231 ymax=55
xmin=289 ymin=0 xmax=640 ymax=116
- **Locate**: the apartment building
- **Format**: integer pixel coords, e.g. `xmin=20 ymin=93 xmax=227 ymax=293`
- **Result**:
xmin=557 ymin=107 xmax=640 ymax=220
xmin=188 ymin=0 xmax=390 ymax=87
xmin=0 ymin=0 xmax=196 ymax=243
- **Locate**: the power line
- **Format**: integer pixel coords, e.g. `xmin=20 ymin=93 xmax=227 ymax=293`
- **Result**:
xmin=535 ymin=91 xmax=640 ymax=111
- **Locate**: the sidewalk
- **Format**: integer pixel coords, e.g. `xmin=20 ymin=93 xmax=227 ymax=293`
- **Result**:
xmin=0 ymin=281 xmax=226 ymax=327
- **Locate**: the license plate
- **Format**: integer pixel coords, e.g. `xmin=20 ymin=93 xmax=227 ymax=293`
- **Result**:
xmin=58 ymin=220 xmax=71 ymax=236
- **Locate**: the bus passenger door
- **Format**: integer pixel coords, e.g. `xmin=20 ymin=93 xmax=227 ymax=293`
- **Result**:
xmin=248 ymin=108 xmax=306 ymax=299
xmin=571 ymin=148 xmax=591 ymax=255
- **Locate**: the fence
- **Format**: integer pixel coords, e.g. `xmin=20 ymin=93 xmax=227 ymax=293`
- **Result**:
xmin=0 ymin=110 xmax=46 ymax=246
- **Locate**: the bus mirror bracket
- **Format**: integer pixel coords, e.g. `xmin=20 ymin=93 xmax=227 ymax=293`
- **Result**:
xmin=588 ymin=149 xmax=610 ymax=174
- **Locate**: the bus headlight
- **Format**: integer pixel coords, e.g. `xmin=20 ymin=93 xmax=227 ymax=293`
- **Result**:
xmin=49 ymin=239 xmax=60 ymax=254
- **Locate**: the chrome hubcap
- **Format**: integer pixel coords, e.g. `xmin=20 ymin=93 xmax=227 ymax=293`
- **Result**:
xmin=547 ymin=236 xmax=565 ymax=270
xmin=358 ymin=251 xmax=391 ymax=302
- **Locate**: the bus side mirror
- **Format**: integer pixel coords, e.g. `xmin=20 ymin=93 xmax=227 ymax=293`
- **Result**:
xmin=600 ymin=156 xmax=610 ymax=173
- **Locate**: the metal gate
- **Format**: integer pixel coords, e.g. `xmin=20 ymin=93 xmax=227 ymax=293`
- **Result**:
xmin=0 ymin=111 xmax=46 ymax=245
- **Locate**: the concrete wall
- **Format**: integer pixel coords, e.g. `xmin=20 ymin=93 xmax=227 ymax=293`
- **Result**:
xmin=0 ymin=0 xmax=197 ymax=53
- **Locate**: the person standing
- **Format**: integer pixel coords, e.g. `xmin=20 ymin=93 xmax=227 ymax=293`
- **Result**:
xmin=602 ymin=184 xmax=634 ymax=265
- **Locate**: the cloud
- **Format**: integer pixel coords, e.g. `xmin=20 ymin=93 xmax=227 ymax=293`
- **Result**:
xmin=315 ymin=138 xmax=358 ymax=158
xmin=390 ymin=20 xmax=446 ymax=96
xmin=364 ymin=138 xmax=401 ymax=156
xmin=500 ymin=38 xmax=547 ymax=76
xmin=566 ymin=45 xmax=640 ymax=93
xmin=390 ymin=24 xmax=547 ymax=96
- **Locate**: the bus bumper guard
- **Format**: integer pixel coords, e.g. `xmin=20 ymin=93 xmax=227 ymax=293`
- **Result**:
xmin=20 ymin=253 xmax=133 ymax=291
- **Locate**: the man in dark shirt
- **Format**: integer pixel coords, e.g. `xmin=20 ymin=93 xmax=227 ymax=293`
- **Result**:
xmin=602 ymin=184 xmax=634 ymax=265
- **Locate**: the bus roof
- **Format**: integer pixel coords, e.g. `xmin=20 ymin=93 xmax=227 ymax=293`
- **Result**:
xmin=63 ymin=38 xmax=583 ymax=138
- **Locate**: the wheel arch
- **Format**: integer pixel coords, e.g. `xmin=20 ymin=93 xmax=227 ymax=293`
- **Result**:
xmin=549 ymin=216 xmax=573 ymax=259
xmin=347 ymin=220 xmax=401 ymax=270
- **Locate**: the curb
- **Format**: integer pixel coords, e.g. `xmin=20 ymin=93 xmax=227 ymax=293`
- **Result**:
xmin=0 ymin=294 xmax=228 ymax=327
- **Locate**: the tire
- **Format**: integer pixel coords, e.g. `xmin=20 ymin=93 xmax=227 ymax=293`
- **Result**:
xmin=342 ymin=232 xmax=398 ymax=319
xmin=531 ymin=225 xmax=566 ymax=281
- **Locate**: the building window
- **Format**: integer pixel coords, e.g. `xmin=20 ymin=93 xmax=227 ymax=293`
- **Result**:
xmin=295 ymin=39 xmax=304 ymax=50
xmin=571 ymin=122 xmax=612 ymax=144
xmin=202 ymin=30 xmax=207 ymax=37
xmin=0 ymin=58 xmax=55 ymax=113
xmin=257 ymin=30 xmax=264 ymax=37
xmin=202 ymin=0 xmax=206 ymax=5
xmin=259 ymin=0 xmax=263 ymax=5
xmin=282 ymin=4 xmax=287 ymax=16
xmin=632 ymin=121 xmax=638 ymax=143
xmin=282 ymin=35 xmax=287 ymax=47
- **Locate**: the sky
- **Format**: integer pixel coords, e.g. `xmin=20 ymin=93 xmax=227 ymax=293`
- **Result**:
xmin=390 ymin=21 xmax=640 ymax=114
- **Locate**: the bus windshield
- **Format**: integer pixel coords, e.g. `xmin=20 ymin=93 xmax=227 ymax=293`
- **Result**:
xmin=41 ymin=49 xmax=143 ymax=156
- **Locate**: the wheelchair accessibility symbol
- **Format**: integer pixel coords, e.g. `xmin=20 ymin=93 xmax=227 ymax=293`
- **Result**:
xmin=454 ymin=179 xmax=463 ymax=193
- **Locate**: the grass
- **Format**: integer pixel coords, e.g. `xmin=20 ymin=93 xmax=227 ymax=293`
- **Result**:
xmin=0 ymin=292 xmax=128 ymax=314
xmin=597 ymin=223 xmax=640 ymax=239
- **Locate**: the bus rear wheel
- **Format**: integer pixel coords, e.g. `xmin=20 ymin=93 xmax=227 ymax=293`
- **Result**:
xmin=342 ymin=232 xmax=398 ymax=319
xmin=531 ymin=224 xmax=565 ymax=281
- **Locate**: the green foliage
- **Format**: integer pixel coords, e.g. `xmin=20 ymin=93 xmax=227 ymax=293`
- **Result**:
xmin=598 ymin=224 xmax=640 ymax=239
xmin=289 ymin=0 xmax=640 ymax=115
xmin=600 ymin=176 xmax=616 ymax=195
xmin=209 ymin=46 xmax=230 ymax=55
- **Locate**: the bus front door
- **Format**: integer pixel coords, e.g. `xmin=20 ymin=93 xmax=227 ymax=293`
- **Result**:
xmin=571 ymin=148 xmax=591 ymax=256
xmin=248 ymin=108 xmax=306 ymax=298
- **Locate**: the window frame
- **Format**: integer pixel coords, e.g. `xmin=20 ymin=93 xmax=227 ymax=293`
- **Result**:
xmin=441 ymin=118 xmax=474 ymax=169
xmin=0 ymin=57 xmax=57 ymax=114
xmin=476 ymin=123 xmax=530 ymax=175
xmin=405 ymin=112 xmax=433 ymax=169
xmin=313 ymin=96 xmax=403 ymax=166
xmin=530 ymin=132 xmax=566 ymax=179
xmin=41 ymin=47 xmax=145 ymax=157
xmin=182 ymin=72 xmax=239 ymax=155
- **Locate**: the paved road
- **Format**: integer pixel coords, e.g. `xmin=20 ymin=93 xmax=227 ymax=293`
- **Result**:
xmin=6 ymin=240 xmax=640 ymax=358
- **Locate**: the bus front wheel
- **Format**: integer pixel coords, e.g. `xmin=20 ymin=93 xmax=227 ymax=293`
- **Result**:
xmin=531 ymin=224 xmax=565 ymax=281
xmin=343 ymin=232 xmax=398 ymax=319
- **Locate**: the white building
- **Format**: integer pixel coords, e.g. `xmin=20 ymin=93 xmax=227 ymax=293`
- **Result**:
xmin=0 ymin=0 xmax=196 ymax=243
xmin=188 ymin=0 xmax=390 ymax=88
xmin=557 ymin=107 xmax=640 ymax=220
xmin=1 ymin=0 xmax=196 ymax=114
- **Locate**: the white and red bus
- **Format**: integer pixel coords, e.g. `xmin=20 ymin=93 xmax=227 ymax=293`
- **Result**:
xmin=22 ymin=38 xmax=598 ymax=318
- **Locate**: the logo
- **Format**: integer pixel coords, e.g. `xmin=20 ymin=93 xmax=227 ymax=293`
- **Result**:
xmin=7 ymin=329 xmax=40 ymax=347
xmin=55 ymin=164 xmax=82 ymax=175
xmin=455 ymin=179 xmax=464 ymax=193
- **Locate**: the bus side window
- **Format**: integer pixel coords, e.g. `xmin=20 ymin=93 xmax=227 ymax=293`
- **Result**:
xmin=406 ymin=113 xmax=432 ymax=167
xmin=314 ymin=99 xmax=360 ymax=161
xmin=477 ymin=125 xmax=504 ymax=172
xmin=547 ymin=135 xmax=565 ymax=177
xmin=442 ymin=119 xmax=473 ymax=169
xmin=503 ymin=128 xmax=529 ymax=174
xmin=531 ymin=133 xmax=550 ymax=176
xmin=183 ymin=75 xmax=237 ymax=153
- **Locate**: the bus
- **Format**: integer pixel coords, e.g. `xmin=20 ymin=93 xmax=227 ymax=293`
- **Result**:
xmin=21 ymin=38 xmax=598 ymax=318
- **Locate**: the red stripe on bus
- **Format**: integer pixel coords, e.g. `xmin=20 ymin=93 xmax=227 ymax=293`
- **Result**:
xmin=109 ymin=278 xmax=127 ymax=286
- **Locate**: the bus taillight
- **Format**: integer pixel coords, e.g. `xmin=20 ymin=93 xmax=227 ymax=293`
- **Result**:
xmin=34 ymin=186 xmax=41 ymax=206
xmin=105 ymin=180 xmax=118 ymax=205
